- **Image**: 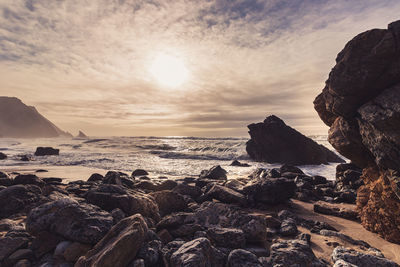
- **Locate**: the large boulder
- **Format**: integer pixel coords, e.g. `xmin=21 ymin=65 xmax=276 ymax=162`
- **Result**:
xmin=246 ymin=115 xmax=344 ymax=165
xmin=199 ymin=165 xmax=227 ymax=180
xmin=314 ymin=20 xmax=400 ymax=243
xmin=331 ymin=246 xmax=399 ymax=267
xmin=243 ymin=178 xmax=296 ymax=205
xmin=75 ymin=214 xmax=148 ymax=267
xmin=26 ymin=198 xmax=113 ymax=244
xmin=0 ymin=152 xmax=7 ymax=160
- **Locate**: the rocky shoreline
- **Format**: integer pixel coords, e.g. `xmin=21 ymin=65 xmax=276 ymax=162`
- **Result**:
xmin=0 ymin=163 xmax=399 ymax=267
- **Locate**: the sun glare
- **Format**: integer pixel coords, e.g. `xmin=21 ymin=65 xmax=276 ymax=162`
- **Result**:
xmin=149 ymin=54 xmax=189 ymax=88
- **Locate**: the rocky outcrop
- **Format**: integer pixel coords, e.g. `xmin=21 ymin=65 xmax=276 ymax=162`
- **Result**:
xmin=0 ymin=97 xmax=71 ymax=138
xmin=0 ymin=152 xmax=6 ymax=160
xmin=246 ymin=115 xmax=344 ymax=165
xmin=77 ymin=130 xmax=88 ymax=138
xmin=34 ymin=147 xmax=59 ymax=156
xmin=314 ymin=20 xmax=400 ymax=243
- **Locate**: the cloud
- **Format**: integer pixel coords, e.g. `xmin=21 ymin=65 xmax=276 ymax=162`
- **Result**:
xmin=0 ymin=0 xmax=399 ymax=136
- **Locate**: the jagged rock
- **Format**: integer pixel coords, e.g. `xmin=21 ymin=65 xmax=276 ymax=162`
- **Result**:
xmin=331 ymin=246 xmax=399 ymax=267
xmin=137 ymin=239 xmax=163 ymax=266
xmin=0 ymin=152 xmax=7 ymax=160
xmin=87 ymin=173 xmax=104 ymax=182
xmin=149 ymin=190 xmax=188 ymax=217
xmin=279 ymin=219 xmax=298 ymax=236
xmin=26 ymin=198 xmax=113 ymax=244
xmin=206 ymin=227 xmax=246 ymax=248
xmin=85 ymin=184 xmax=160 ymax=221
xmin=77 ymin=130 xmax=88 ymax=138
xmin=199 ymin=165 xmax=227 ymax=180
xmin=161 ymin=240 xmax=186 ymax=266
xmin=34 ymin=147 xmax=59 ymax=156
xmin=132 ymin=169 xmax=149 ymax=177
xmin=246 ymin=115 xmax=344 ymax=165
xmin=226 ymin=249 xmax=262 ymax=267
xmin=269 ymin=238 xmax=327 ymax=267
xmin=314 ymin=20 xmax=400 ymax=243
xmin=169 ymin=237 xmax=224 ymax=267
xmin=76 ymin=214 xmax=148 ymax=267
xmin=0 ymin=185 xmax=42 ymax=219
xmin=243 ymin=177 xmax=296 ymax=204
xmin=313 ymin=202 xmax=358 ymax=221
xmin=172 ymin=184 xmax=202 ymax=200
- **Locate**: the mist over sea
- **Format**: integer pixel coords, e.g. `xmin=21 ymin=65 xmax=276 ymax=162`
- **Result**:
xmin=0 ymin=135 xmax=342 ymax=180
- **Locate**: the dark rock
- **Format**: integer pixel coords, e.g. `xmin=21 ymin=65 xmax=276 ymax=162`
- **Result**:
xmin=0 ymin=185 xmax=42 ymax=219
xmin=75 ymin=214 xmax=148 ymax=267
xmin=137 ymin=240 xmax=163 ymax=267
xmin=87 ymin=173 xmax=104 ymax=182
xmin=243 ymin=178 xmax=296 ymax=204
xmin=161 ymin=240 xmax=186 ymax=266
xmin=26 ymin=198 xmax=114 ymax=244
xmin=230 ymin=160 xmax=250 ymax=167
xmin=63 ymin=242 xmax=91 ymax=262
xmin=132 ymin=169 xmax=149 ymax=177
xmin=149 ymin=190 xmax=188 ymax=217
xmin=34 ymin=147 xmax=59 ymax=156
xmin=319 ymin=230 xmax=370 ymax=247
xmin=0 ymin=152 xmax=7 ymax=160
xmin=204 ymin=184 xmax=247 ymax=206
xmin=313 ymin=202 xmax=359 ymax=221
xmin=35 ymin=169 xmax=48 ymax=173
xmin=157 ymin=229 xmax=173 ymax=244
xmin=19 ymin=155 xmax=32 ymax=162
xmin=280 ymin=164 xmax=304 ymax=174
xmin=206 ymin=227 xmax=246 ymax=248
xmin=42 ymin=177 xmax=63 ymax=184
xmin=169 ymin=237 xmax=224 ymax=267
xmin=227 ymin=249 xmax=262 ymax=267
xmin=279 ymin=219 xmax=298 ymax=236
xmin=0 ymin=171 xmax=8 ymax=179
xmin=172 ymin=184 xmax=202 ymax=199
xmin=269 ymin=238 xmax=327 ymax=267
xmin=246 ymin=115 xmax=344 ymax=165
xmin=13 ymin=174 xmax=45 ymax=187
xmin=0 ymin=237 xmax=29 ymax=262
xmin=199 ymin=165 xmax=227 ymax=180
xmin=331 ymin=246 xmax=399 ymax=267
xmin=85 ymin=184 xmax=160 ymax=221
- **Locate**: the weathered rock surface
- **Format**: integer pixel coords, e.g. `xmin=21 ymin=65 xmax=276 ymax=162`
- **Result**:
xmin=26 ymin=198 xmax=113 ymax=244
xmin=149 ymin=190 xmax=188 ymax=217
xmin=313 ymin=202 xmax=359 ymax=221
xmin=226 ymin=249 xmax=262 ymax=267
xmin=0 ymin=185 xmax=42 ymax=219
xmin=76 ymin=214 xmax=148 ymax=267
xmin=314 ymin=20 xmax=400 ymax=243
xmin=246 ymin=115 xmax=344 ymax=165
xmin=331 ymin=246 xmax=399 ymax=267
xmin=199 ymin=165 xmax=227 ymax=180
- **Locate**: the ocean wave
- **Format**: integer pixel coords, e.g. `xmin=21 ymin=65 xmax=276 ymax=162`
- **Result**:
xmin=136 ymin=144 xmax=176 ymax=150
xmin=83 ymin=138 xmax=109 ymax=144
xmin=149 ymin=150 xmax=248 ymax=161
xmin=67 ymin=158 xmax=114 ymax=166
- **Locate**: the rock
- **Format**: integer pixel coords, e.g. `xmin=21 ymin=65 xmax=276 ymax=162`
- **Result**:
xmin=280 ymin=164 xmax=304 ymax=174
xmin=279 ymin=219 xmax=298 ymax=236
xmin=206 ymin=227 xmax=246 ymax=248
xmin=0 ymin=171 xmax=8 ymax=178
xmin=243 ymin=178 xmax=296 ymax=204
xmin=76 ymin=214 xmax=148 ymax=267
xmin=161 ymin=240 xmax=186 ymax=266
xmin=0 ymin=152 xmax=7 ymax=160
xmin=204 ymin=184 xmax=247 ymax=206
xmin=246 ymin=115 xmax=344 ymax=165
xmin=149 ymin=190 xmax=188 ymax=217
xmin=227 ymin=249 xmax=262 ymax=267
xmin=170 ymin=237 xmax=223 ymax=267
xmin=63 ymin=242 xmax=91 ymax=262
xmin=0 ymin=185 xmax=42 ymax=219
xmin=199 ymin=165 xmax=227 ymax=180
xmin=0 ymin=237 xmax=29 ymax=262
xmin=54 ymin=241 xmax=71 ymax=258
xmin=136 ymin=240 xmax=163 ymax=266
xmin=31 ymin=231 xmax=63 ymax=258
xmin=13 ymin=174 xmax=45 ymax=187
xmin=77 ymin=130 xmax=88 ymax=138
xmin=224 ymin=179 xmax=245 ymax=192
xmin=26 ymin=198 xmax=114 ymax=244
xmin=157 ymin=229 xmax=173 ymax=244
xmin=331 ymin=246 xmax=399 ymax=267
xmin=172 ymin=184 xmax=202 ymax=200
xmin=319 ymin=230 xmax=369 ymax=247
xmin=19 ymin=155 xmax=32 ymax=162
xmin=132 ymin=169 xmax=149 ymax=177
xmin=230 ymin=160 xmax=250 ymax=167
xmin=313 ymin=202 xmax=359 ymax=221
xmin=129 ymin=259 xmax=145 ymax=267
xmin=87 ymin=173 xmax=104 ymax=182
xmin=314 ymin=20 xmax=400 ymax=243
xmin=269 ymin=238 xmax=326 ymax=267
xmin=85 ymin=184 xmax=160 ymax=221
xmin=34 ymin=147 xmax=59 ymax=156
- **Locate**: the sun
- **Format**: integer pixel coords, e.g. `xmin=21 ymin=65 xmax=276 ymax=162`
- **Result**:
xmin=149 ymin=54 xmax=189 ymax=87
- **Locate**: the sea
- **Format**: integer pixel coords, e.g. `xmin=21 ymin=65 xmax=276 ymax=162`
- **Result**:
xmin=0 ymin=135 xmax=343 ymax=180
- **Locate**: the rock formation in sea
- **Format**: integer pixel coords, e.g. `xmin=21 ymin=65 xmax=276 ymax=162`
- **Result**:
xmin=77 ymin=130 xmax=88 ymax=138
xmin=314 ymin=20 xmax=400 ymax=243
xmin=0 ymin=96 xmax=71 ymax=138
xmin=246 ymin=115 xmax=344 ymax=165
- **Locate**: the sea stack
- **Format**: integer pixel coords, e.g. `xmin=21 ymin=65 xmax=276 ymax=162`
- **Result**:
xmin=246 ymin=115 xmax=344 ymax=165
xmin=314 ymin=20 xmax=400 ymax=243
xmin=77 ymin=130 xmax=88 ymax=138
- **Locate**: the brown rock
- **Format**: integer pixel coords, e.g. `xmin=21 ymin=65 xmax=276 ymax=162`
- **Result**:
xmin=149 ymin=190 xmax=188 ymax=217
xmin=313 ymin=202 xmax=359 ymax=221
xmin=75 ymin=214 xmax=148 ymax=267
xmin=63 ymin=242 xmax=91 ymax=262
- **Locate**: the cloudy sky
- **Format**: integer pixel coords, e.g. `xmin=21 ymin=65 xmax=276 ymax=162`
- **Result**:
xmin=0 ymin=0 xmax=399 ymax=137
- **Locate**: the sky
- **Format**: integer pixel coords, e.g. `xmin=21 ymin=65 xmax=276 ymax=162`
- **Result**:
xmin=0 ymin=0 xmax=399 ymax=137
